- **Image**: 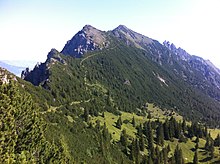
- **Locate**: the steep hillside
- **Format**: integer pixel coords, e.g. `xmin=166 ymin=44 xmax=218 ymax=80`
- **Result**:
xmin=18 ymin=25 xmax=220 ymax=163
xmin=0 ymin=67 xmax=67 ymax=163
xmin=163 ymin=41 xmax=220 ymax=102
xmin=23 ymin=25 xmax=220 ymax=127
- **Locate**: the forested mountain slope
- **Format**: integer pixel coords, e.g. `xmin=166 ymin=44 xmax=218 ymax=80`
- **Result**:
xmin=23 ymin=25 xmax=220 ymax=127
xmin=2 ymin=25 xmax=218 ymax=163
xmin=0 ymin=67 xmax=67 ymax=163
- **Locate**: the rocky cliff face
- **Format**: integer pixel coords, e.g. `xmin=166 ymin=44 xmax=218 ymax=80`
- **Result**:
xmin=22 ymin=48 xmax=65 ymax=86
xmin=61 ymin=25 xmax=110 ymax=58
xmin=163 ymin=41 xmax=220 ymax=101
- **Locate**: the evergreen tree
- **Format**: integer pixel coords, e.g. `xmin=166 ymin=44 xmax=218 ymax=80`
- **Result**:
xmin=210 ymin=141 xmax=214 ymax=159
xmin=120 ymin=129 xmax=128 ymax=153
xmin=139 ymin=133 xmax=145 ymax=151
xmin=135 ymin=138 xmax=140 ymax=164
xmin=204 ymin=136 xmax=210 ymax=150
xmin=170 ymin=155 xmax=175 ymax=164
xmin=147 ymin=112 xmax=152 ymax=119
xmin=195 ymin=136 xmax=199 ymax=143
xmin=214 ymin=134 xmax=220 ymax=146
xmin=174 ymin=145 xmax=184 ymax=164
xmin=132 ymin=116 xmax=136 ymax=127
xmin=148 ymin=156 xmax=153 ymax=164
xmin=130 ymin=139 xmax=135 ymax=161
xmin=182 ymin=119 xmax=186 ymax=134
xmin=156 ymin=123 xmax=164 ymax=146
xmin=116 ymin=116 xmax=122 ymax=129
xmin=193 ymin=150 xmax=198 ymax=164
xmin=163 ymin=119 xmax=170 ymax=140
xmin=137 ymin=124 xmax=143 ymax=136
xmin=83 ymin=108 xmax=89 ymax=122
xmin=146 ymin=121 xmax=154 ymax=154
xmin=155 ymin=146 xmax=160 ymax=164
xmin=162 ymin=147 xmax=168 ymax=164
xmin=102 ymin=122 xmax=111 ymax=141
xmin=142 ymin=155 xmax=148 ymax=164
xmin=95 ymin=120 xmax=101 ymax=130
xmin=167 ymin=144 xmax=171 ymax=152
xmin=195 ymin=142 xmax=199 ymax=150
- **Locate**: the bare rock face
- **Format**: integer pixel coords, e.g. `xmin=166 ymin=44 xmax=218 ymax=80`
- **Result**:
xmin=112 ymin=25 xmax=153 ymax=49
xmin=163 ymin=41 xmax=220 ymax=100
xmin=22 ymin=48 xmax=64 ymax=86
xmin=163 ymin=41 xmax=191 ymax=61
xmin=61 ymin=25 xmax=109 ymax=58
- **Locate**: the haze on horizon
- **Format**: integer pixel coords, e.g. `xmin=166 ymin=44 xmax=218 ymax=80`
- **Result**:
xmin=0 ymin=0 xmax=220 ymax=68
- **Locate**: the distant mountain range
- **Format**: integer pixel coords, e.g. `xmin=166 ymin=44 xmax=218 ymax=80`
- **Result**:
xmin=0 ymin=60 xmax=37 ymax=76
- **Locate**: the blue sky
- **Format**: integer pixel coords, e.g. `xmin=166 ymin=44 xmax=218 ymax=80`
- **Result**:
xmin=0 ymin=0 xmax=220 ymax=68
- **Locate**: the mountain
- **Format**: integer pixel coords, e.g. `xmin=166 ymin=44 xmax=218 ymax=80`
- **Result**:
xmin=11 ymin=25 xmax=220 ymax=163
xmin=112 ymin=25 xmax=153 ymax=48
xmin=23 ymin=25 xmax=220 ymax=126
xmin=163 ymin=41 xmax=220 ymax=101
xmin=61 ymin=25 xmax=110 ymax=58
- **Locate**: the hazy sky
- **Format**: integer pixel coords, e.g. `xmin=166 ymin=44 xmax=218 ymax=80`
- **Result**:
xmin=0 ymin=0 xmax=220 ymax=68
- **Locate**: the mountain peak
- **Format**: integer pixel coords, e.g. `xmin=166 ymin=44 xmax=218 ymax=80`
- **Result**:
xmin=82 ymin=24 xmax=96 ymax=30
xmin=112 ymin=25 xmax=153 ymax=48
xmin=61 ymin=25 xmax=109 ymax=57
xmin=115 ymin=25 xmax=130 ymax=32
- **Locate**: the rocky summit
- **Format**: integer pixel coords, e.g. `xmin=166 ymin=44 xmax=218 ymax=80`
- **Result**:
xmin=61 ymin=25 xmax=110 ymax=57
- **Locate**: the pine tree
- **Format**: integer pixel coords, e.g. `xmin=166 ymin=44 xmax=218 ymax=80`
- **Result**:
xmin=83 ymin=108 xmax=89 ymax=122
xmin=147 ymin=112 xmax=152 ymax=119
xmin=195 ymin=136 xmax=199 ymax=143
xmin=193 ymin=150 xmax=198 ymax=164
xmin=204 ymin=136 xmax=210 ymax=150
xmin=162 ymin=147 xmax=168 ymax=164
xmin=135 ymin=138 xmax=140 ymax=164
xmin=155 ymin=146 xmax=160 ymax=164
xmin=142 ymin=155 xmax=148 ymax=164
xmin=95 ymin=120 xmax=101 ymax=130
xmin=182 ymin=119 xmax=186 ymax=134
xmin=132 ymin=116 xmax=136 ymax=127
xmin=102 ymin=122 xmax=110 ymax=141
xmin=148 ymin=156 xmax=153 ymax=164
xmin=146 ymin=121 xmax=154 ymax=153
xmin=174 ymin=145 xmax=184 ymax=164
xmin=130 ymin=139 xmax=135 ymax=161
xmin=167 ymin=144 xmax=171 ymax=152
xmin=156 ymin=123 xmax=164 ymax=146
xmin=210 ymin=141 xmax=214 ymax=159
xmin=170 ymin=155 xmax=175 ymax=164
xmin=120 ymin=129 xmax=128 ymax=154
xmin=195 ymin=141 xmax=199 ymax=150
xmin=139 ymin=133 xmax=145 ymax=151
xmin=163 ymin=119 xmax=170 ymax=140
xmin=116 ymin=116 xmax=122 ymax=129
xmin=214 ymin=134 xmax=220 ymax=146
